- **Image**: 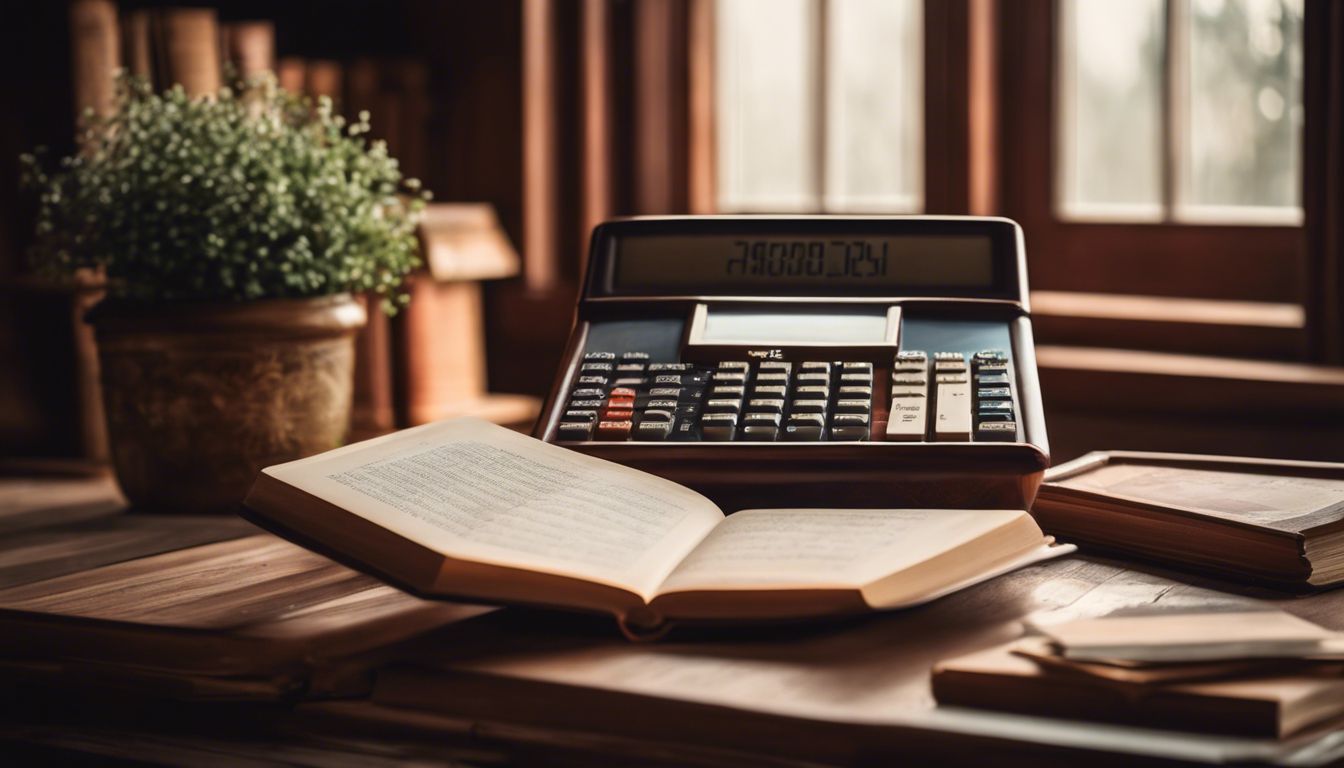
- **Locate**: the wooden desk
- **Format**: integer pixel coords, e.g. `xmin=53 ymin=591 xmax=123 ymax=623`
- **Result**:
xmin=2 ymin=473 xmax=1343 ymax=766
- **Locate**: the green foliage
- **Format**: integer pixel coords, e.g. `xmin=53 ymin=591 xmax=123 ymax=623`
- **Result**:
xmin=20 ymin=75 xmax=428 ymax=313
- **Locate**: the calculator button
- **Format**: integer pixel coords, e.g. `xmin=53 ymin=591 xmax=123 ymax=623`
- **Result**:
xmin=671 ymin=420 xmax=698 ymax=441
xmin=841 ymin=362 xmax=873 ymax=373
xmin=621 ymin=351 xmax=651 ymax=361
xmin=935 ymin=376 xmax=972 ymax=441
xmin=580 ymin=362 xmax=613 ymax=372
xmin=976 ymin=412 xmax=1014 ymax=422
xmin=788 ymin=412 xmax=826 ymax=427
xmin=564 ymin=410 xmax=598 ymax=423
xmin=830 ymin=425 xmax=869 ymax=441
xmin=977 ymin=387 xmax=1011 ymax=400
xmin=615 ymin=363 xmax=647 ymax=372
xmin=838 ymin=386 xmax=873 ymax=398
xmin=635 ymin=421 xmax=673 ymax=441
xmin=934 ymin=352 xmax=964 ymax=362
xmin=602 ymin=408 xmax=634 ymax=422
xmin=934 ymin=361 xmax=967 ymax=373
xmin=783 ymin=424 xmax=825 ymax=441
xmin=640 ymin=409 xmax=674 ymax=422
xmin=648 ymin=387 xmax=682 ymax=398
xmin=743 ymin=412 xmax=782 ymax=426
xmin=791 ymin=399 xmax=828 ymax=413
xmin=569 ymin=399 xmax=604 ymax=410
xmin=609 ymin=387 xmax=638 ymax=399
xmin=896 ymin=350 xmax=928 ymax=362
xmin=976 ymin=421 xmax=1017 ymax=441
xmin=890 ymin=387 xmax=927 ymax=399
xmin=717 ymin=361 xmax=750 ymax=371
xmin=834 ymin=399 xmax=871 ymax=414
xmin=935 ymin=373 xmax=968 ymax=384
xmin=753 ymin=385 xmax=788 ymax=398
xmin=595 ymin=420 xmax=633 ymax=440
xmin=711 ymin=385 xmax=746 ymax=398
xmin=755 ymin=372 xmax=790 ymax=384
xmin=839 ymin=372 xmax=872 ymax=385
xmin=891 ymin=375 xmax=928 ymax=386
xmin=797 ymin=372 xmax=830 ymax=384
xmin=571 ymin=388 xmax=606 ymax=399
xmin=700 ymin=413 xmax=738 ymax=441
xmin=704 ymin=399 xmax=743 ymax=414
xmin=800 ymin=361 xmax=831 ymax=373
xmin=975 ymin=349 xmax=1008 ymax=361
xmin=653 ymin=374 xmax=685 ymax=385
xmin=977 ymin=400 xmax=1013 ymax=414
xmin=713 ymin=372 xmax=747 ymax=384
xmin=893 ymin=363 xmax=928 ymax=374
xmin=612 ymin=377 xmax=647 ymax=388
xmin=976 ymin=364 xmax=1009 ymax=376
xmin=648 ymin=362 xmax=691 ymax=372
xmin=747 ymin=398 xmax=785 ymax=413
xmin=758 ymin=361 xmax=793 ymax=372
xmin=794 ymin=385 xmax=830 ymax=397
xmin=584 ymin=352 xmax=616 ymax=361
xmin=557 ymin=422 xmax=595 ymax=440
xmin=886 ymin=398 xmax=928 ymax=441
xmin=975 ymin=373 xmax=1011 ymax=385
xmin=741 ymin=425 xmax=779 ymax=441
xmin=833 ymin=412 xmax=870 ymax=426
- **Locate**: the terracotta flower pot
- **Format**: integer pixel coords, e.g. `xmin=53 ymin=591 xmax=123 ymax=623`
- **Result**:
xmin=88 ymin=294 xmax=367 ymax=513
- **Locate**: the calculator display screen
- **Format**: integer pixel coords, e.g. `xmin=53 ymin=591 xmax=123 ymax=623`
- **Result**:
xmin=613 ymin=234 xmax=994 ymax=294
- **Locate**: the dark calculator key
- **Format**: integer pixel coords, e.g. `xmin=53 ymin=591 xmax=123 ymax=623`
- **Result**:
xmin=646 ymin=399 xmax=678 ymax=410
xmin=743 ymin=412 xmax=782 ymax=426
xmin=635 ymin=421 xmax=672 ymax=440
xmin=835 ymin=399 xmax=871 ymax=414
xmin=557 ymin=422 xmax=595 ymax=440
xmin=564 ymin=410 xmax=598 ymax=423
xmin=977 ymin=363 xmax=1009 ymax=375
xmin=648 ymin=362 xmax=691 ymax=372
xmin=674 ymin=404 xmax=702 ymax=418
xmin=975 ymin=349 xmax=1008 ymax=361
xmin=612 ymin=377 xmax=646 ymax=388
xmin=621 ymin=351 xmax=651 ymax=361
xmin=978 ymin=400 xmax=1013 ymax=414
xmin=783 ymin=424 xmax=825 ymax=441
xmin=758 ymin=361 xmax=793 ymax=372
xmin=577 ymin=375 xmax=608 ymax=386
xmin=571 ymin=388 xmax=606 ymax=399
xmin=976 ymin=421 xmax=1017 ymax=440
xmin=747 ymin=398 xmax=785 ymax=413
xmin=569 ymin=399 xmax=604 ymax=410
xmin=580 ymin=362 xmax=613 ymax=372
xmin=584 ymin=352 xmax=616 ymax=361
xmin=741 ymin=425 xmax=779 ymax=441
xmin=700 ymin=413 xmax=738 ymax=441
xmin=640 ymin=409 xmax=674 ymax=422
xmin=792 ymin=399 xmax=828 ymax=413
xmin=653 ymin=374 xmax=685 ymax=385
xmin=830 ymin=425 xmax=868 ymax=441
xmin=976 ymin=373 xmax=1011 ymax=385
xmin=671 ymin=420 xmax=698 ymax=441
xmin=616 ymin=362 xmax=647 ymax=372
xmin=717 ymin=361 xmax=750 ymax=371
xmin=595 ymin=420 xmax=633 ymax=440
xmin=976 ymin=412 xmax=1014 ymax=422
xmin=684 ymin=372 xmax=712 ymax=386
xmin=788 ymin=412 xmax=826 ymax=427
xmin=649 ymin=387 xmax=682 ymax=398
xmin=832 ymin=412 xmax=870 ymax=427
xmin=977 ymin=387 xmax=1011 ymax=400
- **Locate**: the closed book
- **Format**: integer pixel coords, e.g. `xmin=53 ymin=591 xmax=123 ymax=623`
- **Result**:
xmin=1032 ymin=451 xmax=1344 ymax=588
xmin=932 ymin=640 xmax=1344 ymax=739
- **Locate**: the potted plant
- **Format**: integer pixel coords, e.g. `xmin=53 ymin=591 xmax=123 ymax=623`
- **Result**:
xmin=21 ymin=76 xmax=427 ymax=512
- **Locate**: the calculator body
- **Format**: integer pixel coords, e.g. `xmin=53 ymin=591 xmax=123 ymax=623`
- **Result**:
xmin=535 ymin=216 xmax=1050 ymax=512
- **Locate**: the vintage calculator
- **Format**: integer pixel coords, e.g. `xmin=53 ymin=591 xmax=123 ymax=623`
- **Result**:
xmin=535 ymin=216 xmax=1050 ymax=512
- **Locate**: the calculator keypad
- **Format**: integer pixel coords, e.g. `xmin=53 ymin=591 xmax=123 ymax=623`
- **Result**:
xmin=557 ymin=349 xmax=1017 ymax=443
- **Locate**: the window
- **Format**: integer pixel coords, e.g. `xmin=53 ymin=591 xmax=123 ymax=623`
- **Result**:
xmin=1058 ymin=0 xmax=1304 ymax=224
xmin=713 ymin=0 xmax=923 ymax=213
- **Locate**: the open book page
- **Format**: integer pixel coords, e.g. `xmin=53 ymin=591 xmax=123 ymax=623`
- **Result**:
xmin=1055 ymin=464 xmax=1344 ymax=530
xmin=260 ymin=418 xmax=723 ymax=599
xmin=652 ymin=508 xmax=1036 ymax=596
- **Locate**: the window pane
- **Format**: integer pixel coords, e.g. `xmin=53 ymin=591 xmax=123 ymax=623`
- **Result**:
xmin=1180 ymin=0 xmax=1303 ymax=222
xmin=824 ymin=0 xmax=922 ymax=212
xmin=715 ymin=0 xmax=818 ymax=212
xmin=1058 ymin=0 xmax=1165 ymax=220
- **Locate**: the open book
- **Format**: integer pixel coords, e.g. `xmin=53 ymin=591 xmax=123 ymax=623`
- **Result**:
xmin=244 ymin=418 xmax=1067 ymax=638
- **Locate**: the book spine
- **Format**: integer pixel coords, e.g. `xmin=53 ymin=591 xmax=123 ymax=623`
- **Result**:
xmin=154 ymin=8 xmax=222 ymax=97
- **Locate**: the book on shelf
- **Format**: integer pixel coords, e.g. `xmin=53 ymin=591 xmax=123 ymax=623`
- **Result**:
xmin=1032 ymin=451 xmax=1344 ymax=588
xmin=244 ymin=418 xmax=1069 ymax=638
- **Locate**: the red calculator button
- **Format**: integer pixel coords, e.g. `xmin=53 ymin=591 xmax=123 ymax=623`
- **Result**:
xmin=595 ymin=420 xmax=633 ymax=440
xmin=608 ymin=387 xmax=638 ymax=400
xmin=602 ymin=408 xmax=634 ymax=422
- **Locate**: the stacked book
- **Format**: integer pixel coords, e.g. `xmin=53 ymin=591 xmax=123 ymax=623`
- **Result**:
xmin=934 ymin=609 xmax=1344 ymax=739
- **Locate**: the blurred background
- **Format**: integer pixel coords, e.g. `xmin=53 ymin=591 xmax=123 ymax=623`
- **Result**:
xmin=2 ymin=0 xmax=1341 ymax=465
